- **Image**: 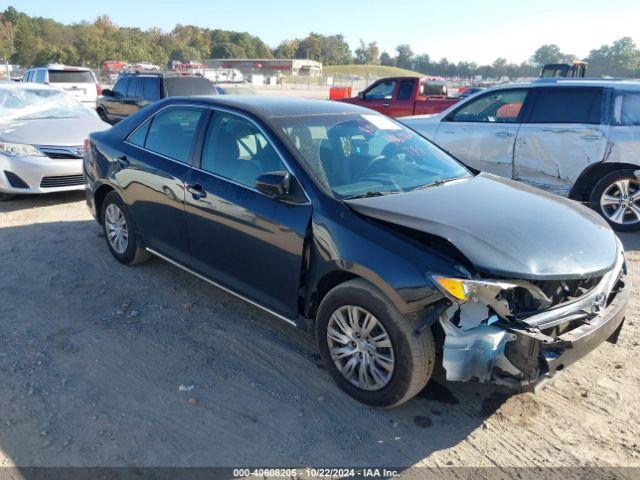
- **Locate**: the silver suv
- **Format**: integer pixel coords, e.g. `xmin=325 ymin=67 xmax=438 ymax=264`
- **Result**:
xmin=401 ymin=79 xmax=640 ymax=231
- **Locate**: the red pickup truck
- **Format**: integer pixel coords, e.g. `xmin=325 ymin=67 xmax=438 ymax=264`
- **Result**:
xmin=337 ymin=76 xmax=459 ymax=117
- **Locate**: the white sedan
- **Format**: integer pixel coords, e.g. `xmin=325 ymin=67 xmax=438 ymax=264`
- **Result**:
xmin=0 ymin=82 xmax=110 ymax=201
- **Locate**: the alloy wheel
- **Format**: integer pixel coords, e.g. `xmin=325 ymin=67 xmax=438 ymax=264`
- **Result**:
xmin=104 ymin=203 xmax=129 ymax=254
xmin=600 ymin=178 xmax=640 ymax=226
xmin=326 ymin=305 xmax=395 ymax=391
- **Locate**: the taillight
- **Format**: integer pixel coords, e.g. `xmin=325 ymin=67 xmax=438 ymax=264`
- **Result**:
xmin=96 ymin=83 xmax=102 ymax=96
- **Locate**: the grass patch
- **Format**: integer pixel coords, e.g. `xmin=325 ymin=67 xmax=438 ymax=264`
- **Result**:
xmin=323 ymin=64 xmax=424 ymax=77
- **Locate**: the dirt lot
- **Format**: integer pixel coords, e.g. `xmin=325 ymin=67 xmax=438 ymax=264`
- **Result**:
xmin=0 ymin=191 xmax=639 ymax=471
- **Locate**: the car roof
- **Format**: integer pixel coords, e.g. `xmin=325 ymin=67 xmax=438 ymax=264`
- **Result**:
xmin=167 ymin=95 xmax=373 ymax=118
xmin=0 ymin=81 xmax=57 ymax=91
xmin=492 ymin=78 xmax=640 ymax=91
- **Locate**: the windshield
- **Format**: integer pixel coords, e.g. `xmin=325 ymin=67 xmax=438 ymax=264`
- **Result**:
xmin=276 ymin=113 xmax=470 ymax=198
xmin=0 ymin=87 xmax=97 ymax=121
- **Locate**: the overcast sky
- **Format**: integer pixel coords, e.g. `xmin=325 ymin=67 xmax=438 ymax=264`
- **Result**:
xmin=3 ymin=0 xmax=639 ymax=64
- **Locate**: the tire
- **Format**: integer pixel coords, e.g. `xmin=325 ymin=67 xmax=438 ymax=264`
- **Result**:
xmin=589 ymin=169 xmax=640 ymax=232
xmin=315 ymin=278 xmax=435 ymax=408
xmin=96 ymin=108 xmax=109 ymax=123
xmin=101 ymin=191 xmax=151 ymax=265
xmin=0 ymin=192 xmax=16 ymax=202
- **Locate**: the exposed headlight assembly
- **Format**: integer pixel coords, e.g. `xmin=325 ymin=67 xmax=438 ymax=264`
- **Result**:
xmin=432 ymin=275 xmax=514 ymax=303
xmin=0 ymin=142 xmax=45 ymax=158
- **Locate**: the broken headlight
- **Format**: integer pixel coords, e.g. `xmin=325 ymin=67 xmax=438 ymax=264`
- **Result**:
xmin=432 ymin=275 xmax=513 ymax=303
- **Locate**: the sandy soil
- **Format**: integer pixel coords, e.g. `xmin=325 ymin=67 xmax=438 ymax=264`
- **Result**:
xmin=0 ymin=191 xmax=639 ymax=471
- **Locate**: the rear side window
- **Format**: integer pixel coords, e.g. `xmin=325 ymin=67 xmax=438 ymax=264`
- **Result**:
xmin=142 ymin=77 xmax=161 ymax=101
xmin=612 ymin=92 xmax=640 ymax=126
xmin=48 ymin=70 xmax=94 ymax=83
xmin=163 ymin=77 xmax=215 ymax=96
xmin=397 ymin=80 xmax=415 ymax=101
xmin=527 ymin=88 xmax=602 ymax=124
xmin=144 ymin=107 xmax=205 ymax=162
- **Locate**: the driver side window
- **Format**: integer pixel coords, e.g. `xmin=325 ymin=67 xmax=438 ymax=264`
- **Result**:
xmin=450 ymin=89 xmax=529 ymax=123
xmin=364 ymin=80 xmax=396 ymax=100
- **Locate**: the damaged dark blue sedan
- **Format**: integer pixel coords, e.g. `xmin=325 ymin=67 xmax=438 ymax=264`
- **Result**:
xmin=84 ymin=96 xmax=630 ymax=407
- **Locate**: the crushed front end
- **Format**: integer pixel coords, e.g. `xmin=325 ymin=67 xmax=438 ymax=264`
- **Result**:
xmin=431 ymin=243 xmax=630 ymax=390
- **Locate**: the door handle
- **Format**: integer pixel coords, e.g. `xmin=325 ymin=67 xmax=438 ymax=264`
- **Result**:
xmin=186 ymin=183 xmax=207 ymax=200
xmin=581 ymin=134 xmax=600 ymax=141
xmin=382 ymin=102 xmax=391 ymax=107
xmin=117 ymin=155 xmax=130 ymax=167
xmin=495 ymin=131 xmax=514 ymax=138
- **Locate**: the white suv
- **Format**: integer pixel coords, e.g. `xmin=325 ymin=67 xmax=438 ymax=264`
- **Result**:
xmin=22 ymin=65 xmax=101 ymax=106
xmin=401 ymin=79 xmax=640 ymax=231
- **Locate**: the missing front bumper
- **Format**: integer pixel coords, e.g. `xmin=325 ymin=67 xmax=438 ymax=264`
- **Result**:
xmin=439 ymin=274 xmax=630 ymax=389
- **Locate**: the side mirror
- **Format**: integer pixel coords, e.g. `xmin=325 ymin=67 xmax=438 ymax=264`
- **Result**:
xmin=255 ymin=171 xmax=290 ymax=199
xmin=102 ymin=89 xmax=113 ymax=97
xmin=357 ymin=91 xmax=365 ymax=100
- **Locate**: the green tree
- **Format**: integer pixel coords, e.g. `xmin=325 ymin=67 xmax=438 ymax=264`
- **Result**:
xmin=395 ymin=44 xmax=413 ymax=69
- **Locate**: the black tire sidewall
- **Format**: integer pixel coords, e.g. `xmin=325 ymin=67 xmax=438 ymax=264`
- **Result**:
xmin=590 ymin=169 xmax=640 ymax=232
xmin=101 ymin=192 xmax=140 ymax=264
xmin=316 ymin=283 xmax=419 ymax=407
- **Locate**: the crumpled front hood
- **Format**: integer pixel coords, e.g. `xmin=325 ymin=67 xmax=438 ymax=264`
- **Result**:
xmin=346 ymin=173 xmax=619 ymax=280
xmin=0 ymin=117 xmax=109 ymax=146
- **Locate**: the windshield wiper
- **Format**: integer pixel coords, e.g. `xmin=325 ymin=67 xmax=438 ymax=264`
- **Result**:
xmin=413 ymin=178 xmax=459 ymax=192
xmin=347 ymin=190 xmax=394 ymax=200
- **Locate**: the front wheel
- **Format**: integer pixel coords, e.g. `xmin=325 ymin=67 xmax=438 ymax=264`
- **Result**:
xmin=101 ymin=191 xmax=151 ymax=265
xmin=590 ymin=169 xmax=640 ymax=232
xmin=316 ymin=279 xmax=435 ymax=408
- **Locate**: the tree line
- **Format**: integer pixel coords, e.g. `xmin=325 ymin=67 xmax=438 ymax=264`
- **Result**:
xmin=0 ymin=6 xmax=638 ymax=79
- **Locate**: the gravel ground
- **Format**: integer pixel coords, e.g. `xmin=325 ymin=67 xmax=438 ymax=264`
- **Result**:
xmin=0 ymin=191 xmax=639 ymax=471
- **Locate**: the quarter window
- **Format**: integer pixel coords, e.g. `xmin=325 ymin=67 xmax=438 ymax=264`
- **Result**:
xmin=200 ymin=112 xmax=286 ymax=188
xmin=144 ymin=107 xmax=204 ymax=163
xmin=527 ymin=88 xmax=602 ymax=124
xmin=364 ymin=80 xmax=396 ymax=100
xmin=612 ymin=92 xmax=640 ymax=126
xmin=450 ymin=89 xmax=528 ymax=123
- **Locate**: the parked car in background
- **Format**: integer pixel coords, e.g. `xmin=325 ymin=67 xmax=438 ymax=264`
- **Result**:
xmin=401 ymin=79 xmax=640 ymax=231
xmin=84 ymin=96 xmax=628 ymax=407
xmin=458 ymin=86 xmax=485 ymax=99
xmin=0 ymin=82 xmax=109 ymax=201
xmin=337 ymin=76 xmax=459 ymax=117
xmin=96 ymin=72 xmax=216 ymax=124
xmin=21 ymin=65 xmax=101 ymax=106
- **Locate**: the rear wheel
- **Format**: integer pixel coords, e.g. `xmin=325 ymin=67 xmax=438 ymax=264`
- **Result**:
xmin=590 ymin=169 xmax=640 ymax=232
xmin=316 ymin=279 xmax=435 ymax=408
xmin=101 ymin=191 xmax=151 ymax=265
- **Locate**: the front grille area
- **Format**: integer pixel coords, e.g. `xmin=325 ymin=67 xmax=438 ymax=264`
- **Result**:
xmin=505 ymin=277 xmax=602 ymax=316
xmin=37 ymin=146 xmax=84 ymax=160
xmin=40 ymin=174 xmax=84 ymax=188
xmin=4 ymin=170 xmax=30 ymax=189
xmin=44 ymin=151 xmax=81 ymax=159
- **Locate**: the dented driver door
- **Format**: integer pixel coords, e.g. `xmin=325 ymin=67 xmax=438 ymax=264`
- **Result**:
xmin=513 ymin=87 xmax=609 ymax=196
